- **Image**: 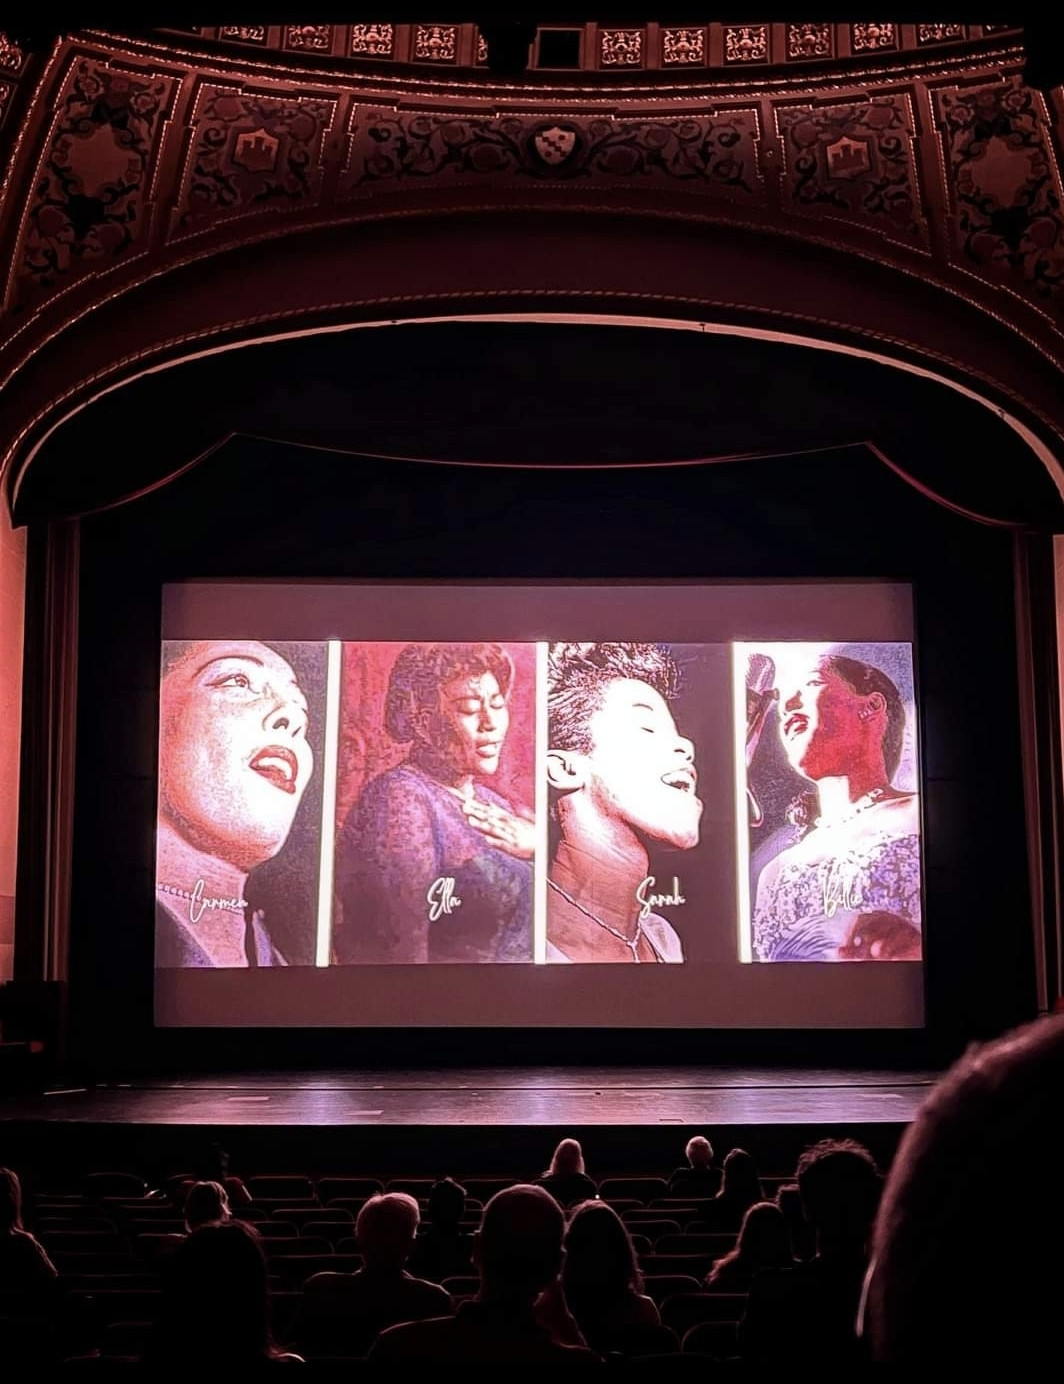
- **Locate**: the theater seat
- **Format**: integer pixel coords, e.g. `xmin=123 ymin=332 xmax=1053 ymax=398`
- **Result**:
xmin=441 ymin=1275 xmax=479 ymax=1300
xmin=598 ymin=1323 xmax=680 ymax=1357
xmin=271 ymin=1206 xmax=354 ymax=1230
xmin=642 ymin=1274 xmax=702 ymax=1305
xmin=599 ymin=1178 xmax=670 ymax=1204
xmin=460 ymin=1178 xmax=517 ymax=1203
xmin=622 ymin=1216 xmax=682 ymax=1239
xmin=317 ymin=1178 xmax=384 ymax=1203
xmin=299 ymin=1220 xmax=358 ymax=1246
xmin=266 ymin=1236 xmax=332 ymax=1257
xmin=269 ymin=1254 xmax=361 ymax=1287
xmin=247 ymin=1176 xmax=316 ymax=1202
xmin=682 ymin=1321 xmax=740 ymax=1359
xmin=41 ymin=1232 xmax=131 ymax=1256
xmin=82 ymin=1173 xmax=148 ymax=1201
xmin=655 ymin=1233 xmax=735 ymax=1257
xmin=322 ymin=1198 xmax=370 ymax=1218
xmin=254 ymin=1222 xmax=300 ymax=1239
xmin=641 ymin=1253 xmax=714 ymax=1279
xmin=384 ymin=1178 xmax=436 ymax=1202
xmin=36 ymin=1216 xmax=118 ymax=1234
xmin=660 ymin=1292 xmax=748 ymax=1337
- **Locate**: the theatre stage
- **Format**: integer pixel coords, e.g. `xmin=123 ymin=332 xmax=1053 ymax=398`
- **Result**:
xmin=3 ymin=1065 xmax=935 ymax=1128
xmin=0 ymin=1065 xmax=936 ymax=1180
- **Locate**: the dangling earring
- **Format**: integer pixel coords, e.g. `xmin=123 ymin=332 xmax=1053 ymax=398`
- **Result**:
xmin=858 ymin=704 xmax=875 ymax=722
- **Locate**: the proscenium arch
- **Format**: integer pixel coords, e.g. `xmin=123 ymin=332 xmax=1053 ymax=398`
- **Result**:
xmin=9 ymin=311 xmax=1064 ymax=521
xmin=3 ymin=212 xmax=1064 ymax=516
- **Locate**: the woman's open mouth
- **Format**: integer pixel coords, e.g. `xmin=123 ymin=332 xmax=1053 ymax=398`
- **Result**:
xmin=661 ymin=768 xmax=697 ymax=794
xmin=249 ymin=744 xmax=299 ymax=794
xmin=784 ymin=713 xmax=809 ymax=739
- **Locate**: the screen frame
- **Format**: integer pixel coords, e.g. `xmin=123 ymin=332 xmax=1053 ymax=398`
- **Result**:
xmin=151 ymin=578 xmax=927 ymax=1032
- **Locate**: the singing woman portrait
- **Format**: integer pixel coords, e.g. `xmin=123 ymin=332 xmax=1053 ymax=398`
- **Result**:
xmin=752 ymin=651 xmax=922 ymax=963
xmin=334 ymin=642 xmax=534 ymax=964
xmin=545 ymin=642 xmax=703 ymax=964
xmin=155 ymin=640 xmax=315 ymax=969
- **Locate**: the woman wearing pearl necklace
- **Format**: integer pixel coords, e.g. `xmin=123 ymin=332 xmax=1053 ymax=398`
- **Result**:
xmin=155 ymin=640 xmax=314 ymax=968
xmin=545 ymin=642 xmax=703 ymax=964
xmin=752 ymin=652 xmax=921 ymax=963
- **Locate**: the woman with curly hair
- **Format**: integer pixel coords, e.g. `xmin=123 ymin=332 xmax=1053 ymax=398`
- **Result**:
xmin=545 ymin=642 xmax=703 ymax=963
xmin=335 ymin=642 xmax=533 ymax=964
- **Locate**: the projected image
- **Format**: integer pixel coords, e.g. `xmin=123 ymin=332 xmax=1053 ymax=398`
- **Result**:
xmin=739 ymin=642 xmax=922 ymax=963
xmin=545 ymin=642 xmax=716 ymax=964
xmin=153 ymin=582 xmax=928 ymax=1026
xmin=333 ymin=642 xmax=536 ymax=964
xmin=155 ymin=640 xmax=326 ymax=969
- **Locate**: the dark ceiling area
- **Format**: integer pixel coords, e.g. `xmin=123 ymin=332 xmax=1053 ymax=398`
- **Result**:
xmin=14 ymin=321 xmax=1063 ymax=529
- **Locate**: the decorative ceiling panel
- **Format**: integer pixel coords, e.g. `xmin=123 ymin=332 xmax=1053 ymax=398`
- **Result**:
xmin=0 ymin=23 xmax=1060 ymax=485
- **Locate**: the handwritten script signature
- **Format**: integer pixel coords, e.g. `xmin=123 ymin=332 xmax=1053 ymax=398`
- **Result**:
xmin=636 ymin=875 xmax=686 ymax=922
xmin=188 ymin=879 xmax=246 ymax=925
xmin=427 ymin=876 xmax=462 ymax=922
xmin=822 ymin=862 xmax=861 ymax=917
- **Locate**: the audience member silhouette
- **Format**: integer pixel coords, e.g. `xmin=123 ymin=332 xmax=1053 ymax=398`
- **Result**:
xmin=667 ymin=1134 xmax=722 ymax=1198
xmin=183 ymin=1180 xmax=232 ymax=1233
xmin=706 ymin=1200 xmax=795 ymax=1291
xmin=776 ymin=1181 xmax=816 ymax=1261
xmin=174 ymin=1144 xmax=252 ymax=1213
xmin=0 ymin=1167 xmax=57 ymax=1294
xmin=408 ymin=1177 xmax=475 ymax=1284
xmin=864 ymin=1015 xmax=1064 ymax=1367
xmin=700 ymin=1148 xmax=764 ymax=1232
xmin=561 ymin=1200 xmax=661 ymax=1351
xmin=297 ymin=1192 xmax=452 ymax=1358
xmin=538 ymin=1139 xmax=598 ymax=1208
xmin=739 ymin=1138 xmax=881 ymax=1363
xmin=142 ymin=1219 xmax=303 ymax=1365
xmin=370 ymin=1185 xmax=600 ymax=1362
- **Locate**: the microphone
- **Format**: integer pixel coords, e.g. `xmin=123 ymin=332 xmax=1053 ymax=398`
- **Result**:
xmin=745 ymin=653 xmax=778 ymax=827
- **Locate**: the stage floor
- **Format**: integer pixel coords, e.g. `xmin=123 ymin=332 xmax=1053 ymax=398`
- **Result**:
xmin=1 ymin=1064 xmax=939 ymax=1128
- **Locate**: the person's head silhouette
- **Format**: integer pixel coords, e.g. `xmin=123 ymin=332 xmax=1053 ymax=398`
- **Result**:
xmin=183 ymin=1180 xmax=231 ymax=1233
xmin=356 ymin=1193 xmax=420 ymax=1272
xmin=427 ymin=1177 xmax=467 ymax=1231
xmin=475 ymin=1185 xmax=566 ymax=1305
xmin=545 ymin=1138 xmax=586 ymax=1178
xmin=150 ymin=1220 xmax=281 ymax=1362
xmin=864 ymin=1016 xmax=1064 ymax=1365
xmin=562 ymin=1200 xmax=643 ymax=1298
xmin=721 ymin=1148 xmax=761 ymax=1203
xmin=797 ymin=1139 xmax=881 ymax=1255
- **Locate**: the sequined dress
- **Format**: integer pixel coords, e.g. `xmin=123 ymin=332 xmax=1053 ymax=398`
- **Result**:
xmin=335 ymin=762 xmax=533 ymax=964
xmin=753 ymin=817 xmax=921 ymax=963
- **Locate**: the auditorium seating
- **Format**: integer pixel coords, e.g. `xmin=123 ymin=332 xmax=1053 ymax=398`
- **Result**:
xmin=3 ymin=1151 xmax=819 ymax=1363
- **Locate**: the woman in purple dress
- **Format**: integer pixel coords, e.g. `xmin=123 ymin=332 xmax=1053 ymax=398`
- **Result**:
xmin=334 ymin=643 xmax=534 ymax=963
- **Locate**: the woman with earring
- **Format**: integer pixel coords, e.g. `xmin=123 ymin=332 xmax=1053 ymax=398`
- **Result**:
xmin=334 ymin=642 xmax=534 ymax=964
xmin=753 ymin=653 xmax=921 ymax=962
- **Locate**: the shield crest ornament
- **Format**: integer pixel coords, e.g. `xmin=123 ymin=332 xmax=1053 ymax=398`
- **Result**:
xmin=533 ymin=124 xmax=578 ymax=167
xmin=825 ymin=134 xmax=872 ymax=180
xmin=233 ymin=127 xmax=280 ymax=174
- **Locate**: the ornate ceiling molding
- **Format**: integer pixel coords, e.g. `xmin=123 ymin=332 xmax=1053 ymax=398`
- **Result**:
xmin=157 ymin=21 xmax=1016 ymax=82
xmin=0 ymin=25 xmax=1061 ymax=488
